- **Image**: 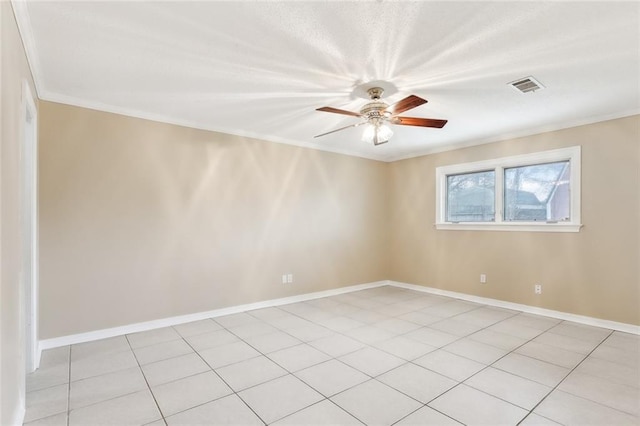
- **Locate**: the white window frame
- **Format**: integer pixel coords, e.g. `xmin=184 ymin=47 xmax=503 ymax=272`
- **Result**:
xmin=435 ymin=146 xmax=582 ymax=232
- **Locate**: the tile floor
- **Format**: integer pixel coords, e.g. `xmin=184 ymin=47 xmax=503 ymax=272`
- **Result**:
xmin=24 ymin=286 xmax=639 ymax=425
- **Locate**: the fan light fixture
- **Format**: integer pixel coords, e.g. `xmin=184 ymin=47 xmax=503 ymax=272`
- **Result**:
xmin=361 ymin=122 xmax=393 ymax=145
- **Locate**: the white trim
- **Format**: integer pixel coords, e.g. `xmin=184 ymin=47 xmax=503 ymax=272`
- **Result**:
xmin=39 ymin=281 xmax=388 ymax=349
xmin=11 ymin=1 xmax=43 ymax=96
xmin=9 ymin=405 xmax=25 ymax=426
xmin=435 ymin=146 xmax=582 ymax=232
xmin=434 ymin=223 xmax=582 ymax=232
xmin=389 ymin=281 xmax=640 ymax=335
xmin=20 ymin=80 xmax=39 ymax=372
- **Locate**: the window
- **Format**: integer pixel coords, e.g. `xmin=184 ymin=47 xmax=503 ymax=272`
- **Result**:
xmin=436 ymin=146 xmax=582 ymax=232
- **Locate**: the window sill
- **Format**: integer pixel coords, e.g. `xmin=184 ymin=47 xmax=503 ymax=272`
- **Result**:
xmin=434 ymin=223 xmax=583 ymax=233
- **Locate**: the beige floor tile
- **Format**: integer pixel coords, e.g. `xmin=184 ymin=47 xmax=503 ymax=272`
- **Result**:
xmin=70 ymin=366 xmax=147 ymax=409
xmin=575 ymin=356 xmax=640 ymax=388
xmin=443 ymin=338 xmax=507 ymax=364
xmin=227 ymin=321 xmax=278 ymax=339
xmin=216 ymin=355 xmax=287 ymax=391
xmin=404 ymin=327 xmax=459 ymax=348
xmin=430 ymin=319 xmax=484 ymax=337
xmin=378 ymin=363 xmax=457 ymax=403
xmin=71 ymin=336 xmax=130 ymax=361
xmin=429 ymin=384 xmax=528 ymax=425
xmin=464 ymin=367 xmax=552 ymax=410
xmin=141 ymin=353 xmax=210 ymax=386
xmin=518 ymin=413 xmax=562 ymax=425
xmin=339 ymin=347 xmax=405 ymax=377
xmin=515 ymin=341 xmax=585 ymax=369
xmin=590 ymin=343 xmax=639 ymax=369
xmin=23 ymin=412 xmax=68 ymax=426
xmin=268 ymin=343 xmax=331 ymax=372
xmin=198 ymin=341 xmax=260 ymax=369
xmin=493 ymin=353 xmax=570 ymax=387
xmin=172 ymin=319 xmax=222 ymax=337
xmin=344 ymin=325 xmax=396 ymax=344
xmin=421 ymin=300 xmax=479 ymax=317
xmin=39 ymin=347 xmax=70 ymax=368
xmin=331 ymin=379 xmax=422 ymax=426
xmin=548 ymin=322 xmax=611 ymax=344
xmin=558 ymin=371 xmax=639 ymax=416
xmin=488 ymin=321 xmax=545 ymax=340
xmin=243 ymin=330 xmax=301 ymax=353
xmin=285 ymin=323 xmax=334 ymax=342
xmin=165 ymin=394 xmax=262 ymax=425
xmin=214 ymin=312 xmax=260 ymax=328
xmin=534 ymin=390 xmax=638 ymax=425
xmin=397 ymin=311 xmax=442 ymax=327
xmin=272 ymin=399 xmax=362 ymax=425
xmin=248 ymin=306 xmax=289 ymax=321
xmin=395 ymin=406 xmax=462 ymax=425
xmin=295 ymin=359 xmax=369 ymax=397
xmin=133 ymin=339 xmax=193 ymax=365
xmin=27 ymin=362 xmax=69 ymax=393
xmin=68 ymin=389 xmax=161 ymax=425
xmin=70 ymin=349 xmax=138 ymax=382
xmin=316 ymin=316 xmax=365 ymax=332
xmin=468 ymin=329 xmax=528 ymax=351
xmin=184 ymin=329 xmax=239 ymax=352
xmin=24 ymin=384 xmax=68 ymax=423
xmin=308 ymin=334 xmax=365 ymax=357
xmin=127 ymin=327 xmax=181 ymax=349
xmin=414 ymin=349 xmax=485 ymax=381
xmin=374 ymin=335 xmax=437 ymax=361
xmin=533 ymin=331 xmax=599 ymax=354
xmin=151 ymin=370 xmax=232 ymax=417
xmin=238 ymin=375 xmax=323 ymax=424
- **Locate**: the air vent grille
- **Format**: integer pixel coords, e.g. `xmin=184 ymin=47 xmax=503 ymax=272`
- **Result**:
xmin=509 ymin=76 xmax=544 ymax=93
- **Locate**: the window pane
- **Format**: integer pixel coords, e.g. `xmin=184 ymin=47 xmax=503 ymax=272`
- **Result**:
xmin=447 ymin=171 xmax=495 ymax=222
xmin=504 ymin=161 xmax=570 ymax=222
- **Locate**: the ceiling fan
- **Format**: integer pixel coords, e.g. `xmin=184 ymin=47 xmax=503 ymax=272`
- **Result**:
xmin=315 ymin=87 xmax=447 ymax=145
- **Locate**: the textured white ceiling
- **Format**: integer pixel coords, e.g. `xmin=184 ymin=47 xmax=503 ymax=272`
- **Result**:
xmin=15 ymin=1 xmax=640 ymax=161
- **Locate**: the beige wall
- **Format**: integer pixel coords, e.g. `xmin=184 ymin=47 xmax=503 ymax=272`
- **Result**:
xmin=389 ymin=115 xmax=640 ymax=325
xmin=38 ymin=101 xmax=390 ymax=339
xmin=1 ymin=3 xmax=39 ymax=425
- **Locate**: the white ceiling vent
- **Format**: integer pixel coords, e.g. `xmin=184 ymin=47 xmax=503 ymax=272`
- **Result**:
xmin=509 ymin=76 xmax=545 ymax=93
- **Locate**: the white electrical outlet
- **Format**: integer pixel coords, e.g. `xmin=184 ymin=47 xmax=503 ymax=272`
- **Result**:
xmin=287 ymin=274 xmax=293 ymax=283
xmin=480 ymin=274 xmax=487 ymax=284
xmin=282 ymin=274 xmax=287 ymax=284
xmin=535 ymin=284 xmax=542 ymax=294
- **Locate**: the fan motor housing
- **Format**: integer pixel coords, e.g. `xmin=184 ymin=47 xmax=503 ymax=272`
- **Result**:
xmin=360 ymin=101 xmax=390 ymax=119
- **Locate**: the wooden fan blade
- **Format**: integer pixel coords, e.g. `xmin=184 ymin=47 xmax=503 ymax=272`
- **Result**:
xmin=314 ymin=122 xmax=366 ymax=138
xmin=386 ymin=95 xmax=428 ymax=115
xmin=316 ymin=106 xmax=362 ymax=117
xmin=393 ymin=116 xmax=448 ymax=128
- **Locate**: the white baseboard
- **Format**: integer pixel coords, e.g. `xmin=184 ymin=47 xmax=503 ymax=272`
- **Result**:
xmin=10 ymin=403 xmax=25 ymax=426
xmin=38 ymin=278 xmax=638 ymax=354
xmin=389 ymin=281 xmax=640 ymax=335
xmin=38 ymin=281 xmax=388 ymax=350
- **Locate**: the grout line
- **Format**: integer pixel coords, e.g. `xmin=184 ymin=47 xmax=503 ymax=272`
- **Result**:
xmin=66 ymin=345 xmax=71 ymax=426
xmin=516 ymin=329 xmax=616 ymax=425
xmin=178 ymin=334 xmax=268 ymax=425
xmin=124 ymin=334 xmax=168 ymax=426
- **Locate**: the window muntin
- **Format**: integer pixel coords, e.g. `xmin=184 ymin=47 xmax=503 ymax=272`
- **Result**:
xmin=446 ymin=171 xmax=495 ymax=222
xmin=435 ymin=147 xmax=581 ymax=232
xmin=503 ymin=161 xmax=570 ymax=222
